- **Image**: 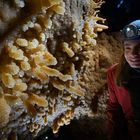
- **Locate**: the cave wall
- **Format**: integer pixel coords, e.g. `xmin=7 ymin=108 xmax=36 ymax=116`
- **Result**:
xmin=0 ymin=0 xmax=123 ymax=139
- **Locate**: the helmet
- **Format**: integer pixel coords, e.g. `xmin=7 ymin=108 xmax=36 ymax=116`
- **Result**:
xmin=122 ymin=20 xmax=140 ymax=40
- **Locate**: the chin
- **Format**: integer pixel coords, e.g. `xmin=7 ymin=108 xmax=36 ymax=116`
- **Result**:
xmin=129 ymin=65 xmax=140 ymax=68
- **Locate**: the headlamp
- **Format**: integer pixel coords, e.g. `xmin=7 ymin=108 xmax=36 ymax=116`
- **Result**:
xmin=122 ymin=24 xmax=140 ymax=40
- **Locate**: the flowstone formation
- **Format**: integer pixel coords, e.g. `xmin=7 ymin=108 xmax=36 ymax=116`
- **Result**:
xmin=0 ymin=0 xmax=109 ymax=139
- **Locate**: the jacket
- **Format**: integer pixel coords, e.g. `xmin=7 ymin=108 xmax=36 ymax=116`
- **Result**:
xmin=107 ymin=63 xmax=140 ymax=140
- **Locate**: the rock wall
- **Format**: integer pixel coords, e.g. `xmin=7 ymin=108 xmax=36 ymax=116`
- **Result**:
xmin=0 ymin=0 xmax=123 ymax=140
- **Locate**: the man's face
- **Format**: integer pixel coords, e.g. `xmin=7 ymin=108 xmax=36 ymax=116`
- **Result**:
xmin=124 ymin=40 xmax=140 ymax=68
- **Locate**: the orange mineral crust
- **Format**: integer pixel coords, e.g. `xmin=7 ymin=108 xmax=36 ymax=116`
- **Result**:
xmin=0 ymin=0 xmax=109 ymax=139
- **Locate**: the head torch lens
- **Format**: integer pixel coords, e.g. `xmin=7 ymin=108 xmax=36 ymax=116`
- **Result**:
xmin=123 ymin=25 xmax=137 ymax=38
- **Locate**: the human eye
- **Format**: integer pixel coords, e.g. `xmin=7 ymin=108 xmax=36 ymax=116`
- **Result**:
xmin=124 ymin=46 xmax=131 ymax=50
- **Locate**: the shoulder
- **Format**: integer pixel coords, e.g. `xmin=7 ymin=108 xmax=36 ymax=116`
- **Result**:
xmin=107 ymin=63 xmax=119 ymax=74
xmin=107 ymin=63 xmax=119 ymax=83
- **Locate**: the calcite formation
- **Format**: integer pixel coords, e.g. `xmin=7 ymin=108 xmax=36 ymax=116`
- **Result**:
xmin=0 ymin=0 xmax=108 ymax=139
xmin=80 ymin=32 xmax=122 ymax=117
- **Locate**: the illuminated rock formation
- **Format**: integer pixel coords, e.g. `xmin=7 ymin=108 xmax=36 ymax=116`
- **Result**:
xmin=0 ymin=0 xmax=109 ymax=139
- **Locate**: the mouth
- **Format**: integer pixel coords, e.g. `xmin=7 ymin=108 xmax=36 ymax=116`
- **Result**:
xmin=130 ymin=60 xmax=140 ymax=64
xmin=129 ymin=58 xmax=140 ymax=62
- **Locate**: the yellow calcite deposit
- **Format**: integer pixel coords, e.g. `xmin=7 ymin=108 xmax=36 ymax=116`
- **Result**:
xmin=0 ymin=0 xmax=108 ymax=139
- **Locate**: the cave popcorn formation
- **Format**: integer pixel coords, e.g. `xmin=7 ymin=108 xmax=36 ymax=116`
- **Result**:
xmin=0 ymin=0 xmax=108 ymax=139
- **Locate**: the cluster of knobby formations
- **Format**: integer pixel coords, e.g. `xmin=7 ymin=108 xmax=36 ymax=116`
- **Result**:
xmin=0 ymin=0 xmax=117 ymax=139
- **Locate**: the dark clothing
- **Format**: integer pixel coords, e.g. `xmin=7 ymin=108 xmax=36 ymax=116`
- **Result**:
xmin=107 ymin=64 xmax=140 ymax=140
xmin=126 ymin=67 xmax=140 ymax=121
